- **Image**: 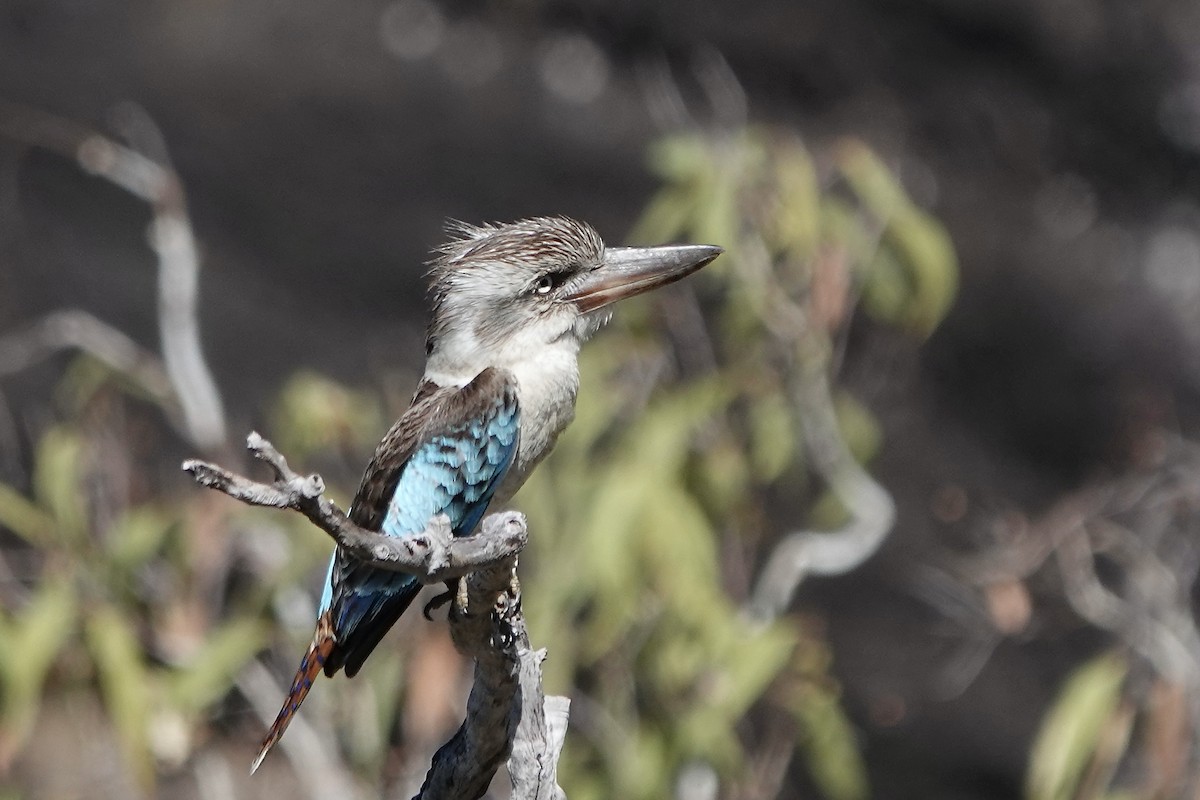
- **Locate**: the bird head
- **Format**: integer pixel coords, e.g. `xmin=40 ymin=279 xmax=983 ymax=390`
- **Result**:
xmin=424 ymin=216 xmax=721 ymax=377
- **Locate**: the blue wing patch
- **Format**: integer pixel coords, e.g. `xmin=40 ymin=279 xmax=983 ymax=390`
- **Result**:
xmin=319 ymin=381 xmax=519 ymax=664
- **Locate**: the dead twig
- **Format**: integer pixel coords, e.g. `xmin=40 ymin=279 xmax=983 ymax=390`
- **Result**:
xmin=182 ymin=432 xmax=528 ymax=582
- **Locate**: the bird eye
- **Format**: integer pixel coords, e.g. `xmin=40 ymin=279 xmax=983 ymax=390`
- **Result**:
xmin=534 ymin=271 xmax=570 ymax=295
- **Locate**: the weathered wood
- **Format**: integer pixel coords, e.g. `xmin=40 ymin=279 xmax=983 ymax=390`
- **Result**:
xmin=182 ymin=432 xmax=528 ymax=583
xmin=182 ymin=432 xmax=569 ymax=800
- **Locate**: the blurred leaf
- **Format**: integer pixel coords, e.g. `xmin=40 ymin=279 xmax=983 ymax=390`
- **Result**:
xmin=56 ymin=355 xmax=127 ymax=413
xmin=272 ymin=370 xmax=385 ymax=460
xmin=773 ymin=143 xmax=822 ymax=261
xmin=716 ymin=623 xmax=797 ymax=720
xmin=643 ymin=485 xmax=719 ymax=597
xmin=0 ymin=483 xmax=54 ymax=546
xmin=1026 ymin=652 xmax=1128 ymax=800
xmin=86 ymin=606 xmax=155 ymax=789
xmin=629 ymin=379 xmax=729 ymax=468
xmin=749 ymin=390 xmax=797 ymax=481
xmin=645 ymin=636 xmax=703 ymax=715
xmin=696 ymin=167 xmax=740 ymax=261
xmin=0 ymin=576 xmax=76 ymax=751
xmin=31 ymin=427 xmax=86 ymax=545
xmin=788 ymin=683 xmax=870 ymax=800
xmin=675 ymin=703 xmax=742 ymax=772
xmin=697 ymin=434 xmax=751 ymax=514
xmin=882 ymin=204 xmax=958 ymax=334
xmin=836 ymin=140 xmax=957 ymax=335
xmin=858 ymin=248 xmax=910 ymax=327
xmin=836 ymin=140 xmax=907 ymax=212
xmin=105 ymin=507 xmax=174 ymax=572
xmin=618 ymin=725 xmax=670 ymax=800
xmin=808 ymin=490 xmax=852 ymax=530
xmin=578 ymin=474 xmax=650 ymax=660
xmin=562 ymin=346 xmax=633 ymax=455
xmin=627 ymin=188 xmax=697 ymax=245
xmin=833 ymin=391 xmax=882 ymax=464
xmin=167 ymin=618 xmax=268 ymax=715
xmin=646 ymin=135 xmax=710 ymax=184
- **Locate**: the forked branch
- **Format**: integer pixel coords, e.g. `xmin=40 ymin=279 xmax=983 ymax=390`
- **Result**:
xmin=182 ymin=432 xmax=528 ymax=582
xmin=182 ymin=433 xmax=568 ymax=800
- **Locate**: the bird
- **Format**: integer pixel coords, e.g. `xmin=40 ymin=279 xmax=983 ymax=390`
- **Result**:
xmin=251 ymin=216 xmax=721 ymax=772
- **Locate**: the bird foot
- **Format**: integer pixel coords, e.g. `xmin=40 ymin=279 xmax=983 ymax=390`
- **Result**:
xmin=422 ymin=588 xmax=454 ymax=620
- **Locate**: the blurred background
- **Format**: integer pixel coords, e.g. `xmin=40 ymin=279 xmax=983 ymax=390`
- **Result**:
xmin=2 ymin=1 xmax=1200 ymax=798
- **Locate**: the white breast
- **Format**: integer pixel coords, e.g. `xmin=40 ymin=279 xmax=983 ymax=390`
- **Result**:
xmin=494 ymin=344 xmax=580 ymax=502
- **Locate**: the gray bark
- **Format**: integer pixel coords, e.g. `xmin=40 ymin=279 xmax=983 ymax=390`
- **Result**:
xmin=183 ymin=433 xmax=569 ymax=800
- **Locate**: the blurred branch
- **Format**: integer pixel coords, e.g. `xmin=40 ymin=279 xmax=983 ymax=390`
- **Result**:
xmin=749 ymin=361 xmax=896 ymax=620
xmin=184 ymin=433 xmax=568 ymax=799
xmin=946 ymin=435 xmax=1200 ymax=786
xmin=746 ymin=243 xmax=897 ymax=621
xmin=1037 ymin=440 xmax=1200 ymax=701
xmin=1055 ymin=505 xmax=1200 ymax=739
xmin=0 ymin=101 xmax=227 ymax=451
xmin=635 ymin=54 xmax=900 ymax=627
xmin=236 ymin=659 xmax=363 ymax=800
xmin=0 ymin=308 xmax=175 ymax=399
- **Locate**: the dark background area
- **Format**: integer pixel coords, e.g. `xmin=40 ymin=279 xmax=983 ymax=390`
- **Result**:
xmin=3 ymin=1 xmax=1200 ymax=797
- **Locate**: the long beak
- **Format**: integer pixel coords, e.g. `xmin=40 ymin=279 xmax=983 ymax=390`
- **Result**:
xmin=564 ymin=244 xmax=723 ymax=313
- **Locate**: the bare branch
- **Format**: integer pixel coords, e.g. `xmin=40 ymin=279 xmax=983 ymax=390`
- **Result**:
xmin=415 ymin=563 xmax=518 ymax=798
xmin=942 ymin=435 xmax=1200 ymax=782
xmin=708 ymin=215 xmax=896 ymax=623
xmin=416 ymin=564 xmax=568 ymax=800
xmin=182 ymin=432 xmax=528 ymax=583
xmin=0 ymin=307 xmax=218 ymax=453
xmin=509 ymin=651 xmax=570 ymax=800
xmin=184 ymin=433 xmax=569 ymax=798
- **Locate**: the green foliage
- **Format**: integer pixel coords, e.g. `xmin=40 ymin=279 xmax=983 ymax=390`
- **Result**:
xmin=0 ymin=126 xmax=957 ymax=797
xmin=1026 ymin=652 xmax=1130 ymax=800
xmin=786 ymin=679 xmax=869 ymax=800
xmin=271 ymin=370 xmax=387 ymax=462
xmin=31 ymin=428 xmax=87 ymax=547
xmin=166 ymin=618 xmax=271 ymax=717
xmin=833 ymin=142 xmax=957 ymax=335
xmin=0 ymin=575 xmax=76 ymax=763
xmin=86 ymin=606 xmax=154 ymax=786
xmin=518 ymin=127 xmax=957 ymax=799
xmin=0 ymin=409 xmax=279 ymax=790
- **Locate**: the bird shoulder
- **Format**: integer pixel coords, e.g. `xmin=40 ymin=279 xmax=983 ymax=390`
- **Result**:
xmin=347 ymin=367 xmax=518 ymax=531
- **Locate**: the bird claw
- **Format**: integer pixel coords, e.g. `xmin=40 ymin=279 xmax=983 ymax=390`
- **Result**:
xmin=422 ymin=586 xmax=455 ymax=620
xmin=492 ymin=620 xmax=517 ymax=650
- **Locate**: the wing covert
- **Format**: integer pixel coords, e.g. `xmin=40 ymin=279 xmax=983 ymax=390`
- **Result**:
xmin=319 ymin=367 xmax=520 ymax=676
